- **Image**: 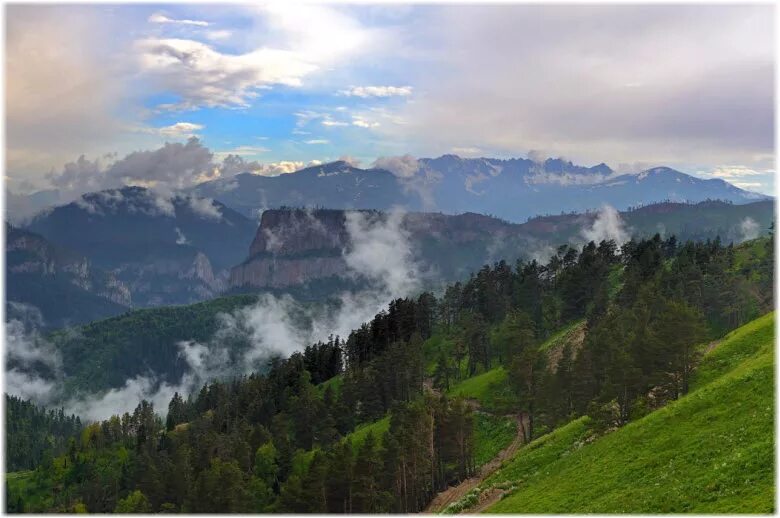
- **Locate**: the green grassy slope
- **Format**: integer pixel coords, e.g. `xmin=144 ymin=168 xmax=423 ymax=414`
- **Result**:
xmin=483 ymin=312 xmax=774 ymax=513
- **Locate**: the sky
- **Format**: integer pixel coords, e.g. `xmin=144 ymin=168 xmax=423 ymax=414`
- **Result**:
xmin=5 ymin=3 xmax=776 ymax=196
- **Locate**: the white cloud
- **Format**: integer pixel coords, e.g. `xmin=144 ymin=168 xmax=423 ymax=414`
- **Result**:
xmin=352 ymin=116 xmax=380 ymax=128
xmin=252 ymin=161 xmax=307 ymax=176
xmin=205 ymin=30 xmax=232 ymax=41
xmin=158 ymin=122 xmax=204 ymax=138
xmin=580 ymin=205 xmax=629 ymax=245
xmin=452 ymin=146 xmax=482 ymax=156
xmin=184 ymin=196 xmax=222 ymax=220
xmin=341 ymin=85 xmax=413 ymax=97
xmin=374 ymin=154 xmax=419 ymax=179
xmin=731 ymin=181 xmax=764 ymax=189
xmin=388 ymin=5 xmax=773 ymax=178
xmin=706 ymin=165 xmax=769 ymax=179
xmin=304 ymin=139 xmax=329 ymax=145
xmin=174 ymin=227 xmax=190 ymax=245
xmin=214 ymin=145 xmax=270 ymax=158
xmin=136 ymin=38 xmax=318 ymax=109
xmin=339 ymin=155 xmax=362 ymax=167
xmin=137 ymin=5 xmax=386 ymax=111
xmin=5 ymin=309 xmax=64 ymax=405
xmin=148 ymin=12 xmax=210 ymax=27
xmin=322 ymin=119 xmax=349 ymax=127
xmin=739 ymin=217 xmax=760 ymax=242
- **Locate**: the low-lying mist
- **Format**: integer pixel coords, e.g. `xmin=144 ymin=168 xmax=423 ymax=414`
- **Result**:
xmin=6 ymin=210 xmax=424 ymax=422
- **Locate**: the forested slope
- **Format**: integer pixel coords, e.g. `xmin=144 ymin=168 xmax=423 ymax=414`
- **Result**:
xmin=5 ymin=233 xmax=774 ymax=513
xmin=477 ymin=312 xmax=774 ymax=513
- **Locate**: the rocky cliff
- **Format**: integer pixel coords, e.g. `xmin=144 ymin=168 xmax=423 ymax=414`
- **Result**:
xmin=230 ymin=209 xmax=352 ymax=290
xmin=7 ymin=223 xmax=132 ymax=306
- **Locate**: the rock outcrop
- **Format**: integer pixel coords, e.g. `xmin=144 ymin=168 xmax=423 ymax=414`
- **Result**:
xmin=6 ymin=223 xmax=132 ymax=306
xmin=230 ymin=209 xmax=352 ymax=289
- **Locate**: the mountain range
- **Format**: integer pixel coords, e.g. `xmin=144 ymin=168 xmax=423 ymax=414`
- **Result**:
xmin=5 ymin=155 xmax=773 ymax=328
xmin=19 ymin=187 xmax=257 ymax=317
xmin=191 ymin=156 xmax=769 ymax=222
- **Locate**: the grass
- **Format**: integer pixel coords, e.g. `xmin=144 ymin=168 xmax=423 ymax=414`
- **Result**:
xmin=537 ymin=319 xmax=584 ymax=352
xmin=473 ymin=414 xmax=518 ymax=467
xmin=447 ymin=319 xmax=587 ymax=413
xmin=483 ymin=312 xmax=774 ymax=513
xmin=314 ymin=374 xmax=343 ymax=397
xmin=692 ymin=312 xmax=774 ymax=390
xmin=343 ymin=415 xmax=390 ymax=450
xmin=447 ymin=367 xmax=515 ymax=413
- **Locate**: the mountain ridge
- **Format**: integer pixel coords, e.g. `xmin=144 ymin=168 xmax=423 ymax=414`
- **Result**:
xmin=190 ymin=156 xmax=769 ymax=222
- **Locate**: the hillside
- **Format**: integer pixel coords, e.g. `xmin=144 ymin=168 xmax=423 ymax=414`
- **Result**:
xmin=4 ymin=233 xmax=772 ymax=513
xmin=441 ymin=312 xmax=774 ymax=513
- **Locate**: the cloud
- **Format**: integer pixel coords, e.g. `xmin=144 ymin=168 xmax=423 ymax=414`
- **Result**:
xmin=580 ymin=205 xmax=629 ymax=245
xmin=706 ymin=165 xmax=769 ymax=179
xmin=739 ymin=217 xmax=760 ymax=242
xmin=731 ymin=181 xmax=764 ymax=189
xmin=214 ymin=146 xmax=270 ymax=159
xmin=137 ymin=5 xmax=385 ymax=111
xmin=174 ymin=227 xmax=190 ymax=245
xmin=48 ymin=137 xmax=217 ymax=197
xmin=5 ymin=305 xmax=63 ymax=405
xmin=374 ymin=154 xmax=419 ymax=179
xmin=387 ymin=5 xmax=773 ymax=177
xmin=352 ymin=116 xmax=380 ymax=128
xmin=343 ymin=210 xmax=420 ymax=295
xmin=339 ymin=155 xmax=362 ymax=167
xmin=451 ymin=146 xmax=482 ymax=156
xmin=322 ymin=119 xmax=349 ymax=127
xmin=106 ymin=137 xmax=216 ymax=189
xmin=157 ymin=122 xmax=204 ymax=138
xmin=205 ymin=30 xmax=232 ymax=41
xmin=341 ymin=85 xmax=413 ymax=97
xmin=6 ymin=5 xmax=132 ymax=186
xmin=183 ymin=195 xmax=222 ymax=220
xmin=65 ymin=375 xmax=183 ymax=422
xmin=13 ymin=208 xmax=426 ymax=421
xmin=304 ymin=139 xmax=330 ymax=145
xmin=252 ymin=161 xmax=308 ymax=175
xmin=215 ymin=156 xmax=320 ymax=178
xmin=74 ymin=188 xmax=177 ymax=218
xmin=136 ymin=38 xmax=318 ymax=110
xmin=373 ymin=155 xmax=441 ymax=209
xmin=148 ymin=12 xmax=210 ymax=27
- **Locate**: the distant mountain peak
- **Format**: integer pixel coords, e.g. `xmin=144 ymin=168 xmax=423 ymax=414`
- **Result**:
xmin=637 ymin=166 xmax=678 ymax=179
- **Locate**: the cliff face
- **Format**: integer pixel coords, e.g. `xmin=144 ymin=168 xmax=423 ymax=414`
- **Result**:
xmin=231 ymin=209 xmax=352 ymax=290
xmin=248 ymin=209 xmax=349 ymax=257
xmin=6 ymin=223 xmax=132 ymax=306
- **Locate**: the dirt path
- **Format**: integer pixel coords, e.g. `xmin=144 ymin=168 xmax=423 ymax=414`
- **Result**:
xmin=423 ymin=413 xmax=528 ymax=514
xmin=469 ymin=487 xmax=504 ymax=514
xmin=704 ymin=339 xmax=722 ymax=355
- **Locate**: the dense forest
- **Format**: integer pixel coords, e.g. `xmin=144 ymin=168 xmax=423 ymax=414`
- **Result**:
xmin=5 ymin=396 xmax=83 ymax=472
xmin=6 ymin=231 xmax=773 ymax=513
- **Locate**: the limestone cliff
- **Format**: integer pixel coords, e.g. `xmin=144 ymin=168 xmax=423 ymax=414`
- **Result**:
xmin=230 ymin=209 xmax=352 ymax=289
